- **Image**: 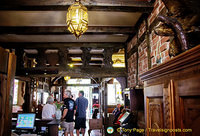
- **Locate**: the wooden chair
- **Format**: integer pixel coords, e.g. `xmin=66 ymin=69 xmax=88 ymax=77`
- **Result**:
xmin=88 ymin=118 xmax=102 ymax=136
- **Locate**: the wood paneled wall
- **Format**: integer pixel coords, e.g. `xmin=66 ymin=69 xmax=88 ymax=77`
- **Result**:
xmin=141 ymin=45 xmax=200 ymax=136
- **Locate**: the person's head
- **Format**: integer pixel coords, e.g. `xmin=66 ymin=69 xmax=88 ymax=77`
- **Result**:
xmin=117 ymin=104 xmax=121 ymax=109
xmin=63 ymin=90 xmax=72 ymax=98
xmin=79 ymin=91 xmax=84 ymax=97
xmin=46 ymin=96 xmax=54 ymax=104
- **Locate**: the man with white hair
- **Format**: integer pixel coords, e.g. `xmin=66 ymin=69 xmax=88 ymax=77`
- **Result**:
xmin=42 ymin=96 xmax=56 ymax=119
xmin=62 ymin=90 xmax=76 ymax=136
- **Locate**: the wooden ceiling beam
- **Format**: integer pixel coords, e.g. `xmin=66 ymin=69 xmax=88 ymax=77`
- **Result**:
xmin=1 ymin=42 xmax=125 ymax=49
xmin=0 ymin=0 xmax=153 ymax=12
xmin=26 ymin=54 xmax=104 ymax=58
xmin=0 ymin=26 xmax=135 ymax=35
xmin=0 ymin=5 xmax=153 ymax=12
xmin=17 ymin=67 xmax=127 ymax=78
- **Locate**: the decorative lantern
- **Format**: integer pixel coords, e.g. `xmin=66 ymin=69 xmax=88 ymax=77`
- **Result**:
xmin=66 ymin=0 xmax=88 ymax=39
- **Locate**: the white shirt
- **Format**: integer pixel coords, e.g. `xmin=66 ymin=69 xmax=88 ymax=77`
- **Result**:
xmin=42 ymin=103 xmax=56 ymax=119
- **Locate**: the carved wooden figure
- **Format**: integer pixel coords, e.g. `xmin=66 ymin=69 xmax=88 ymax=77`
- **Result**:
xmin=154 ymin=0 xmax=200 ymax=57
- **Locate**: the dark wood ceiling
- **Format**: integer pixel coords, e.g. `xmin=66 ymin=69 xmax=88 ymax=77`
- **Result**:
xmin=0 ymin=0 xmax=154 ymax=78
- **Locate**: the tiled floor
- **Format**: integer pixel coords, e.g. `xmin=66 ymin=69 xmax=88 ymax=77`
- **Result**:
xmin=73 ymin=130 xmax=101 ymax=136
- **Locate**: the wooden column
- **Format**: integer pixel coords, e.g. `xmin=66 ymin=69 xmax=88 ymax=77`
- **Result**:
xmin=145 ymin=18 xmax=152 ymax=69
xmin=37 ymin=49 xmax=46 ymax=67
xmin=103 ymin=48 xmax=113 ymax=68
xmin=0 ymin=74 xmax=7 ymax=136
xmin=0 ymin=47 xmax=8 ymax=136
xmin=0 ymin=47 xmax=16 ymax=136
xmin=81 ymin=47 xmax=91 ymax=68
xmin=4 ymin=51 xmax=16 ymax=135
xmin=102 ymin=81 xmax=108 ymax=135
xmin=136 ymin=32 xmax=139 ymax=85
xmin=58 ymin=48 xmax=68 ymax=69
xmin=15 ymin=48 xmax=24 ymax=69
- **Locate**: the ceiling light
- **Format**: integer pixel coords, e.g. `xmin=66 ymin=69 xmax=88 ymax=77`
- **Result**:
xmin=64 ymin=76 xmax=71 ymax=81
xmin=66 ymin=0 xmax=88 ymax=39
xmin=69 ymin=63 xmax=74 ymax=68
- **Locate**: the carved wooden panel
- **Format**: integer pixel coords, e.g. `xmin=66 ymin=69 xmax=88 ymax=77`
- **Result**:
xmin=180 ymin=97 xmax=200 ymax=136
xmin=147 ymin=98 xmax=164 ymax=136
xmin=176 ymin=76 xmax=200 ymax=136
xmin=163 ymin=80 xmax=175 ymax=136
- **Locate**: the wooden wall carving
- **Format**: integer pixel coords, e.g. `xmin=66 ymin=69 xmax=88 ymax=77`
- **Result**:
xmin=145 ymin=84 xmax=164 ymax=136
xmin=149 ymin=102 xmax=163 ymax=136
xmin=163 ymin=81 xmax=175 ymax=136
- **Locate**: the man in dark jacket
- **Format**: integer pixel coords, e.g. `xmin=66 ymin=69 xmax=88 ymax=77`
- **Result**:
xmin=62 ymin=90 xmax=76 ymax=136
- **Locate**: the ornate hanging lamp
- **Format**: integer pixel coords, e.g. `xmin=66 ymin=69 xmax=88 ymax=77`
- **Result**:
xmin=66 ymin=0 xmax=88 ymax=39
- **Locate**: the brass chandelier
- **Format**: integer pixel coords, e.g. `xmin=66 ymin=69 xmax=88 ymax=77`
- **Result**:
xmin=66 ymin=0 xmax=88 ymax=39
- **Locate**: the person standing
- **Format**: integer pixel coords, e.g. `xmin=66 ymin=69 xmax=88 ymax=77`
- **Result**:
xmin=61 ymin=90 xmax=76 ymax=136
xmin=42 ymin=96 xmax=56 ymax=120
xmin=75 ymin=91 xmax=88 ymax=136
xmin=112 ymin=103 xmax=121 ymax=117
xmin=92 ymin=101 xmax=99 ymax=119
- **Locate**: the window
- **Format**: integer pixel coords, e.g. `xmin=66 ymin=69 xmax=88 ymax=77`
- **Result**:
xmin=67 ymin=78 xmax=91 ymax=84
xmin=13 ymin=79 xmax=19 ymax=105
xmin=107 ymin=78 xmax=122 ymax=105
xmin=107 ymin=84 xmax=116 ymax=105
xmin=43 ymin=92 xmax=49 ymax=104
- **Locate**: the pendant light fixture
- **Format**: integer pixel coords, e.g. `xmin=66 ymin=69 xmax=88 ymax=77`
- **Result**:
xmin=66 ymin=0 xmax=88 ymax=39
